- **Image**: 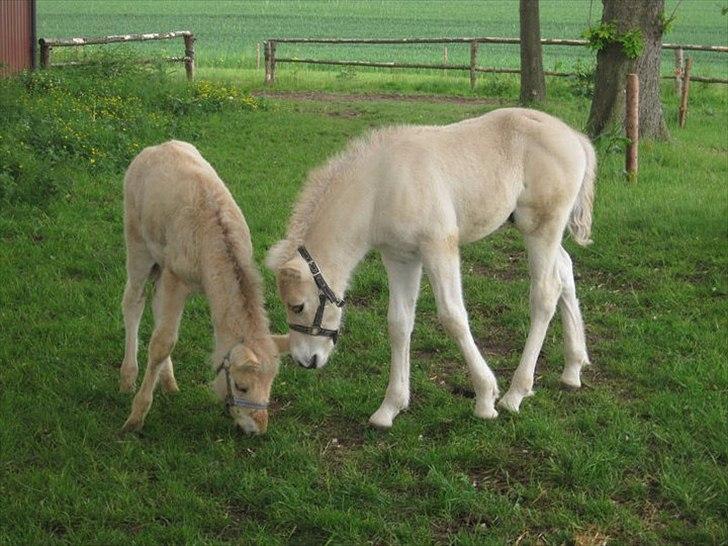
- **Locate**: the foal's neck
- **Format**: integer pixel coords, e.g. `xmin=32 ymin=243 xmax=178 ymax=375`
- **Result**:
xmin=302 ymin=210 xmax=370 ymax=298
xmin=203 ymin=262 xmax=272 ymax=364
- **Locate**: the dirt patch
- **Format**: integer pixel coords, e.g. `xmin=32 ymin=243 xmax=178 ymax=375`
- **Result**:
xmin=254 ymin=90 xmax=502 ymax=106
xmin=311 ymin=416 xmax=369 ymax=469
xmin=324 ymin=109 xmax=363 ymax=118
xmin=468 ymin=259 xmax=526 ymax=283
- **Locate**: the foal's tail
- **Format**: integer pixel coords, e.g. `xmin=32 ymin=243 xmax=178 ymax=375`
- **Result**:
xmin=568 ymin=132 xmax=597 ymax=246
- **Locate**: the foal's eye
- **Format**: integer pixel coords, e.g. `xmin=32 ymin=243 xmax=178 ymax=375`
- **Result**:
xmin=235 ymin=383 xmax=248 ymax=393
xmin=289 ymin=303 xmax=304 ymax=314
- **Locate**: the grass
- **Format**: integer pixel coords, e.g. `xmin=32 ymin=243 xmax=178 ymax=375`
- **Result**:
xmin=37 ymin=0 xmax=728 ymax=78
xmin=1 ymin=60 xmax=727 ymax=543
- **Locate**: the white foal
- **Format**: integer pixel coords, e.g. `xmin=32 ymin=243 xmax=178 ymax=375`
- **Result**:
xmin=120 ymin=140 xmax=287 ymax=434
xmin=266 ymin=108 xmax=596 ymax=429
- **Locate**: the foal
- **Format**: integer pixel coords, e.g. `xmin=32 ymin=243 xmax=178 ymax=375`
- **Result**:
xmin=267 ymin=108 xmax=596 ymax=428
xmin=120 ymin=140 xmax=286 ymax=434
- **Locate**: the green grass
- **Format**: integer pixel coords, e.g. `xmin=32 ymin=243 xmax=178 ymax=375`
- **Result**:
xmin=1 ymin=62 xmax=727 ymax=544
xmin=37 ymin=0 xmax=728 ymax=79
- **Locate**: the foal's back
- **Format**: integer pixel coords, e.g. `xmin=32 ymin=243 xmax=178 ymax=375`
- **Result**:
xmin=123 ymin=140 xmax=251 ymax=285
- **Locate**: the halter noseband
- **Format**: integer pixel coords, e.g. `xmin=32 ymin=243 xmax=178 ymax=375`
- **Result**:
xmin=288 ymin=246 xmax=345 ymax=345
xmin=215 ymin=348 xmax=269 ymax=411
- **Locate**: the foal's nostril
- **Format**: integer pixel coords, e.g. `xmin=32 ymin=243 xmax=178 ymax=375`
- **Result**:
xmin=308 ymin=354 xmax=318 ymax=369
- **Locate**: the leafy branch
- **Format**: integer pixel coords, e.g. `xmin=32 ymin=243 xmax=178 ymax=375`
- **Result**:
xmin=582 ymin=22 xmax=645 ymax=59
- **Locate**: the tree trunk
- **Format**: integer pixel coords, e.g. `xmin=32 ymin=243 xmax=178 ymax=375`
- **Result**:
xmin=519 ymin=0 xmax=546 ymax=103
xmin=586 ymin=0 xmax=669 ymax=140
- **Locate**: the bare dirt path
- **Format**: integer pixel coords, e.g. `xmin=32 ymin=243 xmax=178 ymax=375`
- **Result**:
xmin=253 ymin=90 xmax=503 ymax=105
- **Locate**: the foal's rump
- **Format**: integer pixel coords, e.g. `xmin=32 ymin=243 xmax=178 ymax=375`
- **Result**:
xmin=474 ymin=108 xmax=596 ymax=246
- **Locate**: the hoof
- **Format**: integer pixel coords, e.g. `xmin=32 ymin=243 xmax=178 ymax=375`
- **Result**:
xmin=121 ymin=416 xmax=144 ymax=433
xmin=368 ymin=409 xmax=395 ymax=430
xmin=161 ymin=378 xmax=180 ymax=394
xmin=474 ymin=406 xmax=498 ymax=419
xmin=119 ymin=378 xmax=136 ymax=393
xmin=560 ymin=376 xmax=581 ymax=390
xmin=560 ymin=367 xmax=582 ymax=389
xmin=497 ymin=389 xmax=532 ymax=413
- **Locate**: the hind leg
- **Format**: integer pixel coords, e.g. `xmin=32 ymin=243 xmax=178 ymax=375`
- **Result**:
xmin=122 ymin=268 xmax=189 ymax=432
xmin=152 ymin=281 xmax=180 ymax=393
xmin=120 ymin=242 xmax=155 ymax=393
xmin=556 ymin=246 xmax=590 ymax=388
xmin=499 ymin=227 xmax=563 ymax=413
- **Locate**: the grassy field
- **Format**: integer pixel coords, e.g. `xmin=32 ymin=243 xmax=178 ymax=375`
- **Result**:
xmin=1 ymin=56 xmax=727 ymax=544
xmin=37 ymin=0 xmax=728 ymax=79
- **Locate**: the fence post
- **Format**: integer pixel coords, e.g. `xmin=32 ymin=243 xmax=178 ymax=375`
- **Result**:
xmin=469 ymin=40 xmax=478 ymax=90
xmin=678 ymin=57 xmax=693 ymax=128
xmin=183 ymin=33 xmax=195 ymax=81
xmin=264 ymin=40 xmax=277 ymax=84
xmin=625 ymin=73 xmax=639 ymax=182
xmin=674 ymin=48 xmax=684 ymax=96
xmin=39 ymin=40 xmax=51 ymax=68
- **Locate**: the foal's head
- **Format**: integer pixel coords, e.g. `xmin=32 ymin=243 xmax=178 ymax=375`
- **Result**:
xmin=212 ymin=343 xmax=279 ymax=434
xmin=270 ymin=254 xmax=344 ymax=370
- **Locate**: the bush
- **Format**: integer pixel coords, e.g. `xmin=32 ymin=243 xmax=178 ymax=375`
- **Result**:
xmin=0 ymin=56 xmax=261 ymax=208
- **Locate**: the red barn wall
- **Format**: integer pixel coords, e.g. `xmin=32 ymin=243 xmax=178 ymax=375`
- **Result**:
xmin=0 ymin=0 xmax=36 ymax=76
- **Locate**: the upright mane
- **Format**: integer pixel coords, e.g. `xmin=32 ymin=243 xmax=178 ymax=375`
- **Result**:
xmin=266 ymin=128 xmax=387 ymax=270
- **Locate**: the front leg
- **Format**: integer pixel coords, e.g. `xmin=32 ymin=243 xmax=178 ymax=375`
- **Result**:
xmin=369 ymin=254 xmax=422 ymax=429
xmin=122 ymin=269 xmax=189 ymax=432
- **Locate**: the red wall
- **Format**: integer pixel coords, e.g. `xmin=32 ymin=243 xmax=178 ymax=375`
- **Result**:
xmin=0 ymin=0 xmax=35 ymax=76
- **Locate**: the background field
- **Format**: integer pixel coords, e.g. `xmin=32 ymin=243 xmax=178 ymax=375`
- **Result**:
xmin=37 ymin=0 xmax=728 ymax=82
xmin=1 ymin=53 xmax=727 ymax=544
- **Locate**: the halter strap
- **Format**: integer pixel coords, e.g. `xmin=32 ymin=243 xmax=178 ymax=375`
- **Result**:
xmin=216 ymin=351 xmax=269 ymax=411
xmin=288 ymin=246 xmax=345 ymax=345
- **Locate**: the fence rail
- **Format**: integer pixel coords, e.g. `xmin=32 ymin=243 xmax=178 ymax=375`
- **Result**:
xmin=263 ymin=36 xmax=728 ymax=87
xmin=38 ymin=31 xmax=196 ymax=80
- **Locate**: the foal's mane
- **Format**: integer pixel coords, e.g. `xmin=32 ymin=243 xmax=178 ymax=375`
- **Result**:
xmin=267 ymin=128 xmax=386 ymax=269
xmin=207 ymin=187 xmax=276 ymax=362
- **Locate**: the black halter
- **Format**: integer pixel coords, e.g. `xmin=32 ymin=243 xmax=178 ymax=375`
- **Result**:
xmin=215 ymin=348 xmax=268 ymax=411
xmin=288 ymin=246 xmax=345 ymax=345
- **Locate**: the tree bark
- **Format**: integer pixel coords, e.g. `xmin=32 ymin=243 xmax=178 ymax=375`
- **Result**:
xmin=519 ymin=0 xmax=546 ymax=103
xmin=586 ymin=0 xmax=669 ymax=140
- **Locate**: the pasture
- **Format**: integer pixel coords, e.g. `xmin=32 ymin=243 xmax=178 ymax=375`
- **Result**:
xmin=37 ymin=0 xmax=728 ymax=79
xmin=1 ymin=54 xmax=726 ymax=543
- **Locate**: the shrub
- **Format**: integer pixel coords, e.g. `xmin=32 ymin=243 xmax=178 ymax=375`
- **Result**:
xmin=0 ymin=56 xmax=261 ymax=208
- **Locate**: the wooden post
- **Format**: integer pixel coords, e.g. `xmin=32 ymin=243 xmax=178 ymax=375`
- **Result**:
xmin=674 ymin=48 xmax=684 ymax=96
xmin=264 ymin=40 xmax=276 ymax=84
xmin=40 ymin=40 xmax=51 ymax=68
xmin=678 ymin=57 xmax=692 ymax=128
xmin=625 ymin=73 xmax=639 ymax=181
xmin=256 ymin=43 xmax=261 ymax=70
xmin=469 ymin=41 xmax=478 ymax=90
xmin=183 ymin=33 xmax=195 ymax=81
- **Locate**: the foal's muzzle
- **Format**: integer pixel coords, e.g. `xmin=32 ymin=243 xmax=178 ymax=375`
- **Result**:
xmin=297 ymin=354 xmax=318 ymax=369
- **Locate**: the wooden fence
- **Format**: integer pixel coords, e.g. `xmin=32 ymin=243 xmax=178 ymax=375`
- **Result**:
xmin=263 ymin=36 xmax=728 ymax=87
xmin=38 ymin=31 xmax=196 ymax=80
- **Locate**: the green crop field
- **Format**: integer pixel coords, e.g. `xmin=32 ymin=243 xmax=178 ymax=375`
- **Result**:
xmin=1 ymin=47 xmax=727 ymax=544
xmin=38 ymin=0 xmax=728 ymax=82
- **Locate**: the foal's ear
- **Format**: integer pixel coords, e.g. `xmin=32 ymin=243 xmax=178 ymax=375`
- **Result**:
xmin=279 ymin=261 xmax=302 ymax=282
xmin=265 ymin=240 xmax=291 ymax=271
xmin=230 ymin=344 xmax=260 ymax=369
xmin=271 ymin=334 xmax=289 ymax=355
